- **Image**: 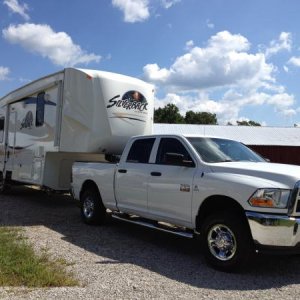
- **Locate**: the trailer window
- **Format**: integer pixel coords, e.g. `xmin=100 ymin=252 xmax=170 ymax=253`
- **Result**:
xmin=36 ymin=92 xmax=45 ymax=127
xmin=0 ymin=116 xmax=4 ymax=142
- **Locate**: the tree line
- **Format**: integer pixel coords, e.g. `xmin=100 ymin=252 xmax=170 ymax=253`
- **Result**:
xmin=154 ymin=103 xmax=261 ymax=126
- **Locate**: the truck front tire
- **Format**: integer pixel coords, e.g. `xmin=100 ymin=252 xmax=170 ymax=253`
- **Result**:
xmin=80 ymin=187 xmax=107 ymax=225
xmin=201 ymin=211 xmax=253 ymax=272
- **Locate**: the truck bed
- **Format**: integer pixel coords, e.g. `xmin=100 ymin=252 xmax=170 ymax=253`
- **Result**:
xmin=72 ymin=161 xmax=118 ymax=210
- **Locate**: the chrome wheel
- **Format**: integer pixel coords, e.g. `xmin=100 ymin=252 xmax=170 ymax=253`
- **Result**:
xmin=80 ymin=187 xmax=107 ymax=225
xmin=83 ymin=196 xmax=95 ymax=219
xmin=207 ymin=224 xmax=237 ymax=261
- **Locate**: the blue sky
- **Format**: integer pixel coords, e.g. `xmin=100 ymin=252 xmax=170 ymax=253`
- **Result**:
xmin=1 ymin=0 xmax=300 ymax=126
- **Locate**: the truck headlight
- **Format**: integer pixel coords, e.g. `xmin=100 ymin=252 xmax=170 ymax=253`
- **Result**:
xmin=248 ymin=189 xmax=290 ymax=208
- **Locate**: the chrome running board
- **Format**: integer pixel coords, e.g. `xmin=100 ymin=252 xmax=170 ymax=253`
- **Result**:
xmin=111 ymin=213 xmax=194 ymax=239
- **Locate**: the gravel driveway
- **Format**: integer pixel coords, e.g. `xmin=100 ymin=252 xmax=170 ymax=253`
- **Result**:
xmin=1 ymin=187 xmax=300 ymax=299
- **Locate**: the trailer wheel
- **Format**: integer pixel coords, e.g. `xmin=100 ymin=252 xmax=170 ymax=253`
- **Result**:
xmin=201 ymin=211 xmax=253 ymax=272
xmin=80 ymin=187 xmax=107 ymax=225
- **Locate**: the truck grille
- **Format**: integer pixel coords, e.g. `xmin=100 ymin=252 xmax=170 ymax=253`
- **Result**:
xmin=288 ymin=182 xmax=300 ymax=215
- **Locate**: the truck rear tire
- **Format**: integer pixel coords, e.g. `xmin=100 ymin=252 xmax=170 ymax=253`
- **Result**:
xmin=201 ymin=211 xmax=253 ymax=272
xmin=80 ymin=187 xmax=107 ymax=225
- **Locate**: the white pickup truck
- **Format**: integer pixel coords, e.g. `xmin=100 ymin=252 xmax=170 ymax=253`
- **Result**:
xmin=71 ymin=134 xmax=300 ymax=271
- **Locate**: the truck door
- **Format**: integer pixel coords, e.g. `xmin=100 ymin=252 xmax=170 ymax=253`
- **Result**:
xmin=115 ymin=138 xmax=155 ymax=215
xmin=147 ymin=137 xmax=196 ymax=227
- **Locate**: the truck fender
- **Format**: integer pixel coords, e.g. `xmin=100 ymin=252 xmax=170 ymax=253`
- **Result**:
xmin=195 ymin=195 xmax=250 ymax=233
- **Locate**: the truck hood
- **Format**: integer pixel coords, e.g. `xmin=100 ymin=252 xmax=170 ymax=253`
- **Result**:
xmin=209 ymin=162 xmax=300 ymax=188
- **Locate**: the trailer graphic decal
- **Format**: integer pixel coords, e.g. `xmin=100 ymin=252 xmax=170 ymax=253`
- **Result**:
xmin=19 ymin=96 xmax=57 ymax=131
xmin=23 ymin=96 xmax=56 ymax=106
xmin=20 ymin=111 xmax=33 ymax=129
xmin=7 ymin=145 xmax=33 ymax=151
xmin=106 ymin=91 xmax=148 ymax=112
xmin=109 ymin=113 xmax=146 ymax=122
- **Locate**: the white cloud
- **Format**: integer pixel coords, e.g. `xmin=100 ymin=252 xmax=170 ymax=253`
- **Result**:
xmin=2 ymin=23 xmax=101 ymax=67
xmin=112 ymin=0 xmax=180 ymax=22
xmin=18 ymin=77 xmax=31 ymax=84
xmin=161 ymin=0 xmax=181 ymax=9
xmin=3 ymin=0 xmax=30 ymax=20
xmin=144 ymin=63 xmax=170 ymax=83
xmin=266 ymin=93 xmax=294 ymax=109
xmin=0 ymin=66 xmax=10 ymax=80
xmin=226 ymin=92 xmax=295 ymax=121
xmin=155 ymin=90 xmax=296 ymax=125
xmin=208 ymin=30 xmax=250 ymax=52
xmin=280 ymin=108 xmax=296 ymax=117
xmin=144 ymin=31 xmax=274 ymax=92
xmin=149 ymin=31 xmax=298 ymax=125
xmin=288 ymin=56 xmax=300 ymax=67
xmin=206 ymin=19 xmax=214 ymax=29
xmin=112 ymin=0 xmax=150 ymax=23
xmin=185 ymin=40 xmax=194 ymax=50
xmin=155 ymin=93 xmax=240 ymax=123
xmin=265 ymin=32 xmax=292 ymax=57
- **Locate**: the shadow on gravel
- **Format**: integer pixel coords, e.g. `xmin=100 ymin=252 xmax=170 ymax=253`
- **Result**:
xmin=1 ymin=186 xmax=300 ymax=291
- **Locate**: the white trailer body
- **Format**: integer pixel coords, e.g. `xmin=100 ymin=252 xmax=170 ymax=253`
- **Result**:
xmin=0 ymin=68 xmax=154 ymax=191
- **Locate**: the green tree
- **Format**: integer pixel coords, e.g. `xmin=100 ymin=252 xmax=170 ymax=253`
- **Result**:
xmin=154 ymin=104 xmax=185 ymax=123
xmin=185 ymin=111 xmax=217 ymax=125
xmin=236 ymin=120 xmax=261 ymax=126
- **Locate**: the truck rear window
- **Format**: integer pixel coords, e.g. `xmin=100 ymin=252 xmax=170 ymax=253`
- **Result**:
xmin=126 ymin=138 xmax=155 ymax=163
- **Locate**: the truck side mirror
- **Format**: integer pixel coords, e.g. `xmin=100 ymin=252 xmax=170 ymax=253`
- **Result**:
xmin=165 ymin=153 xmax=195 ymax=167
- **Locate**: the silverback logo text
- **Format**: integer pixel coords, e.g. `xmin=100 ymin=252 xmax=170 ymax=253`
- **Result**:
xmin=106 ymin=91 xmax=148 ymax=112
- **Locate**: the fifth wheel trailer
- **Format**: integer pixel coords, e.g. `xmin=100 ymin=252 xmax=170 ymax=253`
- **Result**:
xmin=0 ymin=68 xmax=154 ymax=191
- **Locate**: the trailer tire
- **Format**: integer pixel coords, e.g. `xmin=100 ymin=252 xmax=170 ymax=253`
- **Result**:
xmin=80 ymin=187 xmax=107 ymax=225
xmin=201 ymin=211 xmax=253 ymax=272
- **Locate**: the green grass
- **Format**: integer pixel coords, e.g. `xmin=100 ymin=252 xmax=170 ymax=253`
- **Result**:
xmin=0 ymin=227 xmax=78 ymax=287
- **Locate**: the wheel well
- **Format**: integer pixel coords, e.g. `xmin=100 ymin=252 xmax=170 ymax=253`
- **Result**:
xmin=80 ymin=180 xmax=100 ymax=200
xmin=196 ymin=195 xmax=247 ymax=231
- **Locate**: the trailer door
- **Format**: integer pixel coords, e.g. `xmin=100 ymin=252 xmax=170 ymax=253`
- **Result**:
xmin=0 ymin=115 xmax=5 ymax=173
xmin=5 ymin=109 xmax=17 ymax=174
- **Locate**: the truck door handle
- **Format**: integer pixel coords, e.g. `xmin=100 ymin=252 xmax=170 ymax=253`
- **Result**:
xmin=118 ymin=169 xmax=127 ymax=173
xmin=151 ymin=172 xmax=161 ymax=177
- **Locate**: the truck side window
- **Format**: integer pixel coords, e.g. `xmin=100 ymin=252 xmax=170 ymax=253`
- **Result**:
xmin=0 ymin=116 xmax=4 ymax=143
xmin=126 ymin=138 xmax=155 ymax=163
xmin=156 ymin=138 xmax=194 ymax=166
xmin=36 ymin=92 xmax=45 ymax=127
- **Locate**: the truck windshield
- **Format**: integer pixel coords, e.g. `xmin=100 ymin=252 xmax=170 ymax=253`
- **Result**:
xmin=187 ymin=137 xmax=266 ymax=163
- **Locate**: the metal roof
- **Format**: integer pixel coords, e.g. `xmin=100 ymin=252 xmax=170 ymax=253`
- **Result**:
xmin=153 ymin=124 xmax=300 ymax=146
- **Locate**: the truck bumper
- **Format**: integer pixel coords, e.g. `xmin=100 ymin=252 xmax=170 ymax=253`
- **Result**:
xmin=246 ymin=211 xmax=300 ymax=253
